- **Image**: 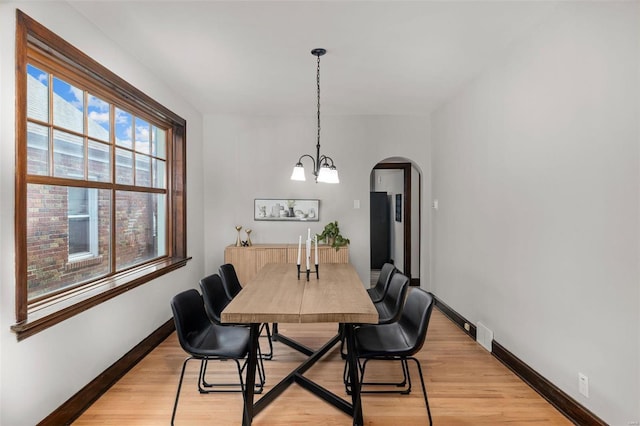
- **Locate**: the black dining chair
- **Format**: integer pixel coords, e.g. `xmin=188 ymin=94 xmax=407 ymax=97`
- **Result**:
xmin=199 ymin=274 xmax=265 ymax=390
xmin=340 ymin=272 xmax=410 ymax=358
xmin=367 ymin=262 xmax=397 ymax=303
xmin=347 ymin=287 xmax=435 ymax=425
xmin=342 ymin=272 xmax=410 ymax=366
xmin=374 ymin=272 xmax=410 ymax=324
xmin=170 ymin=289 xmax=260 ymax=425
xmin=219 ymin=263 xmax=273 ymax=359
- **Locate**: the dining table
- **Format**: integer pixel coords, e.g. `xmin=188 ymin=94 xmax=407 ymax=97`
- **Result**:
xmin=221 ymin=262 xmax=378 ymax=426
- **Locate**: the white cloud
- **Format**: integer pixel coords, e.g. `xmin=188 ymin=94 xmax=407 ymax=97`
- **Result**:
xmin=115 ymin=109 xmax=131 ymax=124
xmin=69 ymin=86 xmax=83 ymax=109
xmin=135 ymin=125 xmax=150 ymax=142
xmin=88 ymin=95 xmax=109 ymax=111
xmin=88 ymin=111 xmax=110 ymax=124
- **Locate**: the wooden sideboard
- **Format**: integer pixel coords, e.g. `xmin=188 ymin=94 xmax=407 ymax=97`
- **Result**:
xmin=224 ymin=244 xmax=349 ymax=284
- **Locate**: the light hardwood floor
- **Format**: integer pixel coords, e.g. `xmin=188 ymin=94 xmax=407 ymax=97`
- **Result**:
xmin=74 ymin=308 xmax=571 ymax=425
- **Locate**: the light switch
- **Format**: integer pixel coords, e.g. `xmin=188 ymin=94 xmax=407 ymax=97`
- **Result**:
xmin=353 ymin=200 xmax=360 ymax=209
xmin=433 ymin=199 xmax=439 ymax=210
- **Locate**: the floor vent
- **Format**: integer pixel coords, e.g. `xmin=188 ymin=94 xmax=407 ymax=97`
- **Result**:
xmin=476 ymin=321 xmax=493 ymax=352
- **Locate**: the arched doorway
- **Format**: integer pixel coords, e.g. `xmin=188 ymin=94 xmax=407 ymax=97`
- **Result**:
xmin=369 ymin=159 xmax=421 ymax=287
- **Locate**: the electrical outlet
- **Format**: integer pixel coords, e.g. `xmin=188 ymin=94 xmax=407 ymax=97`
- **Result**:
xmin=578 ymin=373 xmax=589 ymax=397
xmin=464 ymin=322 xmax=470 ymax=332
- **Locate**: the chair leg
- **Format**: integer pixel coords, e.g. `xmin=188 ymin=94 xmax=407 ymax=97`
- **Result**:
xmin=409 ymin=357 xmax=432 ymax=425
xmin=235 ymin=358 xmax=246 ymax=394
xmin=339 ymin=324 xmax=348 ymax=359
xmin=199 ymin=357 xmax=264 ymax=393
xmin=345 ymin=357 xmax=411 ymax=395
xmin=172 ymin=357 xmax=192 ymax=425
xmin=259 ymin=323 xmax=273 ymax=360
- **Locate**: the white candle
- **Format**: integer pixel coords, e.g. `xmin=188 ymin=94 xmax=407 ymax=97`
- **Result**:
xmin=315 ymin=235 xmax=318 ymax=264
xmin=306 ymin=238 xmax=311 ymax=270
xmin=307 ymin=228 xmax=311 ymax=240
xmin=297 ymin=235 xmax=302 ymax=265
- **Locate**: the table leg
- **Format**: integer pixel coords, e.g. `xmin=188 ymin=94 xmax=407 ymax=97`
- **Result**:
xmin=344 ymin=323 xmax=364 ymax=426
xmin=242 ymin=323 xmax=260 ymax=426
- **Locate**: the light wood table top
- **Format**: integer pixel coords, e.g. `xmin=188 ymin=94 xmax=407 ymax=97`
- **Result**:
xmin=221 ymin=263 xmax=378 ymax=325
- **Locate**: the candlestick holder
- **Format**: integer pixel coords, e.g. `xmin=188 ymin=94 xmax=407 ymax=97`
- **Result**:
xmin=245 ymin=229 xmax=252 ymax=246
xmin=297 ymin=264 xmax=319 ymax=281
xmin=235 ymin=225 xmax=242 ymax=247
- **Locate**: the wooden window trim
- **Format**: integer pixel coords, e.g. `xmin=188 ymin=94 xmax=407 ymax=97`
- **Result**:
xmin=12 ymin=10 xmax=189 ymax=340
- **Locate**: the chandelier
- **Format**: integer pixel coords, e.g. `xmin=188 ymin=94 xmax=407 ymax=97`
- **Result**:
xmin=290 ymin=48 xmax=339 ymax=184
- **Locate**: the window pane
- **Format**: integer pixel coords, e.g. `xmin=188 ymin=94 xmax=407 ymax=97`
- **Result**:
xmin=68 ymin=186 xmax=88 ymax=215
xmin=88 ymin=140 xmax=111 ymax=182
xmin=135 ymin=117 xmax=150 ymax=154
xmin=115 ymin=191 xmax=166 ymax=270
xmin=69 ymin=216 xmax=90 ymax=254
xmin=115 ymin=108 xmax=132 ymax=149
xmin=136 ymin=154 xmax=151 ymax=187
xmin=152 ymin=158 xmax=166 ymax=189
xmin=26 ymin=184 xmax=111 ymax=301
xmin=27 ymin=64 xmax=49 ymax=122
xmin=53 ymin=77 xmax=83 ymax=133
xmin=53 ymin=130 xmax=84 ymax=179
xmin=152 ymin=126 xmax=166 ymax=159
xmin=115 ymin=148 xmax=133 ymax=185
xmin=27 ymin=122 xmax=49 ymax=175
xmin=87 ymin=94 xmax=110 ymax=141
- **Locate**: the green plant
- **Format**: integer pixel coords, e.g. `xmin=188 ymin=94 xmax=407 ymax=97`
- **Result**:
xmin=317 ymin=221 xmax=350 ymax=250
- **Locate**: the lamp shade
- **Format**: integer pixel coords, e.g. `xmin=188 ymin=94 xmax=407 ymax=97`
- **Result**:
xmin=325 ymin=166 xmax=340 ymax=184
xmin=291 ymin=163 xmax=306 ymax=181
xmin=317 ymin=164 xmax=339 ymax=184
xmin=317 ymin=165 xmax=330 ymax=183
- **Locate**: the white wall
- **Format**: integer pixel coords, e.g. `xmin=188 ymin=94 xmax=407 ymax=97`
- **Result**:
xmin=431 ymin=3 xmax=639 ymax=424
xmin=202 ymin=115 xmax=431 ymax=287
xmin=0 ymin=3 xmax=205 ymax=425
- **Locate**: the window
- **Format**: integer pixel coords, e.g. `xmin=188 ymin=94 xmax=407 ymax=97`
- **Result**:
xmin=13 ymin=11 xmax=188 ymax=340
xmin=67 ymin=186 xmax=98 ymax=260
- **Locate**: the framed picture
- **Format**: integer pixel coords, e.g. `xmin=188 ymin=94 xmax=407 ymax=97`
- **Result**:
xmin=255 ymin=199 xmax=319 ymax=222
xmin=395 ymin=194 xmax=402 ymax=222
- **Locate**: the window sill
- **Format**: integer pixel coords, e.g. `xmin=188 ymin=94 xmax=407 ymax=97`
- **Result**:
xmin=11 ymin=256 xmax=191 ymax=341
xmin=66 ymin=255 xmax=104 ymax=271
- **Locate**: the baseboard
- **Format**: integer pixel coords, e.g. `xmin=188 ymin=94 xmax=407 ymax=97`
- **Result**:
xmin=432 ymin=295 xmax=477 ymax=340
xmin=38 ymin=319 xmax=175 ymax=426
xmin=430 ymin=294 xmax=607 ymax=426
xmin=491 ymin=342 xmax=606 ymax=426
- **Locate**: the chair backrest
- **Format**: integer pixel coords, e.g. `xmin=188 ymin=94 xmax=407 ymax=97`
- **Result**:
xmin=398 ymin=287 xmax=435 ymax=354
xmin=370 ymin=263 xmax=397 ymax=301
xmin=379 ymin=273 xmax=410 ymax=323
xmin=219 ymin=263 xmax=243 ymax=300
xmin=170 ymin=289 xmax=212 ymax=354
xmin=199 ymin=274 xmax=231 ymax=324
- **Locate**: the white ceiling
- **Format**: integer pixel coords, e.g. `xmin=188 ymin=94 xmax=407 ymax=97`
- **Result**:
xmin=68 ymin=1 xmax=559 ymax=116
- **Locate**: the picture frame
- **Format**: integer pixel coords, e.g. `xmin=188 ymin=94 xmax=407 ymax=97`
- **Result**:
xmin=254 ymin=199 xmax=319 ymax=222
xmin=395 ymin=194 xmax=402 ymax=222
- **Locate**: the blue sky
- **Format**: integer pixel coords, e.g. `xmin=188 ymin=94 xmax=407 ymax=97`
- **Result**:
xmin=28 ymin=63 xmax=159 ymax=156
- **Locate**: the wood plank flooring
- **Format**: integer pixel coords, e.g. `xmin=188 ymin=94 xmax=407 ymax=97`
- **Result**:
xmin=74 ymin=308 xmax=571 ymax=425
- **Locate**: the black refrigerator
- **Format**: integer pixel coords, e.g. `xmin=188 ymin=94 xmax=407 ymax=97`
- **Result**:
xmin=370 ymin=192 xmax=390 ymax=269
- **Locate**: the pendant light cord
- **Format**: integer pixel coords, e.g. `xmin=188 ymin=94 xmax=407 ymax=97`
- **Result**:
xmin=316 ymin=53 xmax=321 ymax=160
